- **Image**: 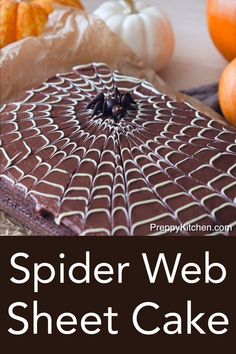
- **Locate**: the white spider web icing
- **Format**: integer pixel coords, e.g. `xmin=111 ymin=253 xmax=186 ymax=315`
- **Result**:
xmin=0 ymin=63 xmax=236 ymax=236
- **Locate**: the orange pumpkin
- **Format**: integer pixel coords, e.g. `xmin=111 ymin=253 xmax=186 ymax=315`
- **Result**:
xmin=207 ymin=0 xmax=236 ymax=61
xmin=219 ymin=58 xmax=236 ymax=126
xmin=0 ymin=0 xmax=84 ymax=49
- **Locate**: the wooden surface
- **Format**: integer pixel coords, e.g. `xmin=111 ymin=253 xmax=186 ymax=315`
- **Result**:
xmin=85 ymin=0 xmax=227 ymax=90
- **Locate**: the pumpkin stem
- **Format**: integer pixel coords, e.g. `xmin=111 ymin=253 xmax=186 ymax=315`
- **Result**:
xmin=125 ymin=0 xmax=137 ymax=14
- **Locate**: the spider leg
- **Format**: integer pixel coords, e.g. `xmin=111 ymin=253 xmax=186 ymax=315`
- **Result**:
xmin=116 ymin=112 xmax=125 ymax=122
xmin=86 ymin=92 xmax=104 ymax=109
xmin=120 ymin=93 xmax=125 ymax=105
xmin=121 ymin=92 xmax=137 ymax=107
xmin=126 ymin=92 xmax=136 ymax=104
xmin=127 ymin=102 xmax=137 ymax=110
xmin=92 ymin=101 xmax=103 ymax=116
xmin=121 ymin=93 xmax=129 ymax=107
xmin=102 ymin=100 xmax=108 ymax=116
xmin=114 ymin=87 xmax=121 ymax=100
xmin=114 ymin=115 xmax=120 ymax=124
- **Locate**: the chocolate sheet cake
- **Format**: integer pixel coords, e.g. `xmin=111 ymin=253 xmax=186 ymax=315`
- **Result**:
xmin=0 ymin=63 xmax=236 ymax=236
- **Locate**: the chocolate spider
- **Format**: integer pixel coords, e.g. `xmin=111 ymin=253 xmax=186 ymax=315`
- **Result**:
xmin=86 ymin=87 xmax=137 ymax=122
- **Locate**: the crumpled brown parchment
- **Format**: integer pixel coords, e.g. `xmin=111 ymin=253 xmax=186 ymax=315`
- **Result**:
xmin=0 ymin=6 xmax=225 ymax=236
xmin=0 ymin=6 xmax=165 ymax=104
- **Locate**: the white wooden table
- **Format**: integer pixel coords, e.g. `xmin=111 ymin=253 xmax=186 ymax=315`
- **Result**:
xmin=85 ymin=0 xmax=227 ymax=90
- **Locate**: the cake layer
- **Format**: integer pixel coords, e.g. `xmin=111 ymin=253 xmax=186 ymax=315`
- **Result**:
xmin=0 ymin=63 xmax=236 ymax=236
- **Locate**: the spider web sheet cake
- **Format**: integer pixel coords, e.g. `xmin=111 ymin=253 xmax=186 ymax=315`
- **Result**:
xmin=0 ymin=63 xmax=236 ymax=236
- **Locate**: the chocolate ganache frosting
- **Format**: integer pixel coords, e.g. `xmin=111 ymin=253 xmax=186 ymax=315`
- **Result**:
xmin=0 ymin=63 xmax=236 ymax=236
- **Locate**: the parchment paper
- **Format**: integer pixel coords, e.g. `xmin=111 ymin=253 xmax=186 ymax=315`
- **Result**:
xmin=0 ymin=6 xmax=226 ymax=236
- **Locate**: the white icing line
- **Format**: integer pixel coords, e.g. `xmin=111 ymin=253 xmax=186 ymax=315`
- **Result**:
xmin=55 ymin=211 xmax=84 ymax=225
xmin=112 ymin=226 xmax=129 ymax=235
xmin=81 ymin=228 xmax=110 ymax=236
xmin=29 ymin=191 xmax=61 ymax=200
xmin=112 ymin=207 xmax=128 ymax=217
xmin=130 ymin=199 xmax=162 ymax=213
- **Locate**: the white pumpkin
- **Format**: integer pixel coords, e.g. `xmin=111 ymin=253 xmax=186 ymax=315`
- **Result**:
xmin=94 ymin=0 xmax=175 ymax=72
